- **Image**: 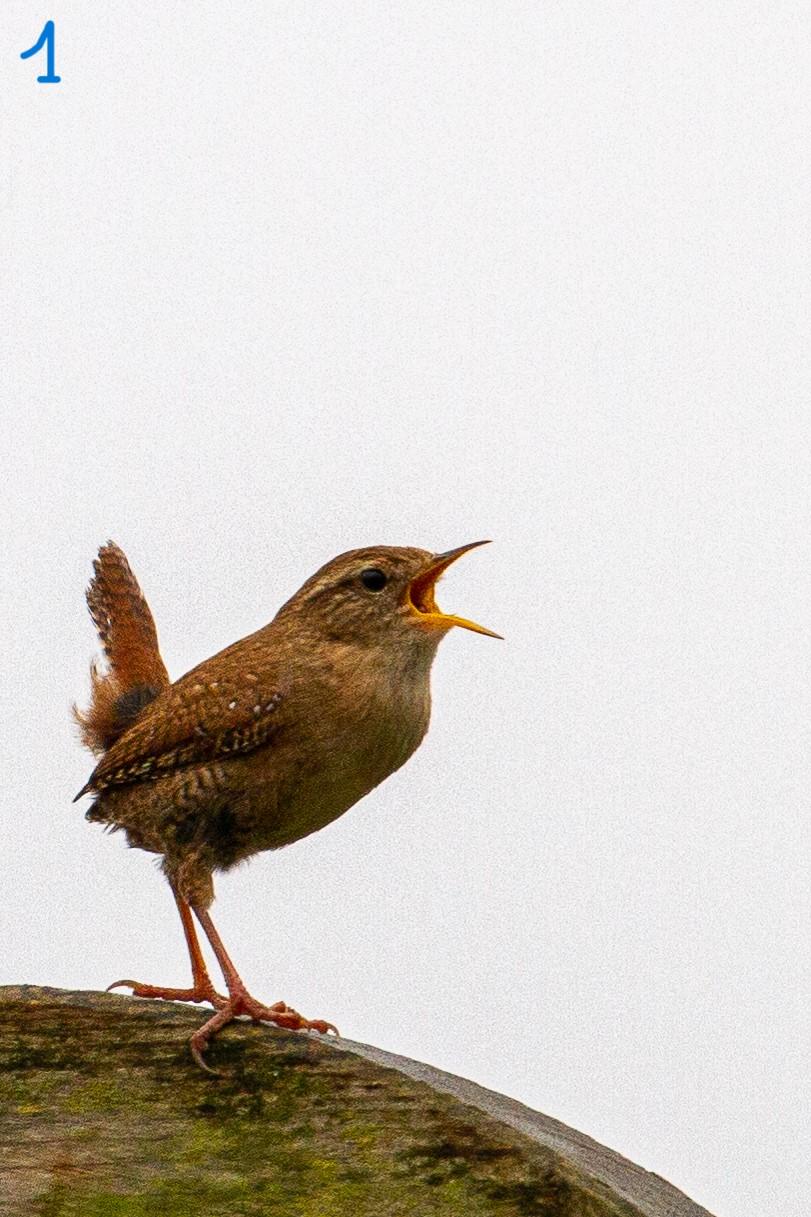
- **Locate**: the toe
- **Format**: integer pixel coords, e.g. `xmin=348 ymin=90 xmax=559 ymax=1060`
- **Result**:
xmin=306 ymin=1019 xmax=340 ymax=1036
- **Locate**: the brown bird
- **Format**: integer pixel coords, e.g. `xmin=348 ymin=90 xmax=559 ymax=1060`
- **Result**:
xmin=74 ymin=540 xmax=498 ymax=1069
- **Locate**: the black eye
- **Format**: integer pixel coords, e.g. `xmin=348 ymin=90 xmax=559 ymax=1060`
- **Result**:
xmin=360 ymin=568 xmax=388 ymax=592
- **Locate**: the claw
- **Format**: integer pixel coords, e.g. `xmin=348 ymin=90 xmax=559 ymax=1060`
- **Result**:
xmin=308 ymin=1019 xmax=340 ymax=1036
xmin=106 ymin=978 xmax=227 ymax=1007
xmin=106 ymin=979 xmax=137 ymax=992
xmin=190 ymin=1036 xmax=222 ymax=1076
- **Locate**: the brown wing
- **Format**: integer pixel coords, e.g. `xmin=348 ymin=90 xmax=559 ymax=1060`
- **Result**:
xmin=74 ymin=647 xmax=284 ymax=799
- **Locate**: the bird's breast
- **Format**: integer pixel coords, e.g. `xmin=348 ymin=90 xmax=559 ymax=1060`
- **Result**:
xmin=253 ymin=655 xmax=433 ymax=850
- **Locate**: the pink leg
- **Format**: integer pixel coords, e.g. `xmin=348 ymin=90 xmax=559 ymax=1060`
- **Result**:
xmin=108 ymin=889 xmax=226 ymax=1008
xmin=187 ymin=904 xmax=338 ymax=1073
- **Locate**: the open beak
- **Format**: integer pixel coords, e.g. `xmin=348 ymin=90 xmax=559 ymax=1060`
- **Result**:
xmin=406 ymin=540 xmax=502 ymax=638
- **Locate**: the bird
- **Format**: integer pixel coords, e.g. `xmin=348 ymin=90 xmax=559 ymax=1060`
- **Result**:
xmin=73 ymin=539 xmax=499 ymax=1070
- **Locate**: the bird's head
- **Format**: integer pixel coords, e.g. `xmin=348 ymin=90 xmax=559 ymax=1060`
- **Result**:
xmin=276 ymin=542 xmax=501 ymax=650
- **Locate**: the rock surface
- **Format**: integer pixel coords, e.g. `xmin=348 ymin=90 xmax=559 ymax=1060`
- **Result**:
xmin=0 ymin=986 xmax=714 ymax=1217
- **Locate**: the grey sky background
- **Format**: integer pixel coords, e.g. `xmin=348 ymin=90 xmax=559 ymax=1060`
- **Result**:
xmin=1 ymin=5 xmax=809 ymax=1215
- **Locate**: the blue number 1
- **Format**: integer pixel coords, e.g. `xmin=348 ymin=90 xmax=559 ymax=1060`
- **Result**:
xmin=21 ymin=20 xmax=61 ymax=84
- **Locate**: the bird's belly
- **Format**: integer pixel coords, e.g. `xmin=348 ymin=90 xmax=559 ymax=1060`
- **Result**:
xmin=267 ymin=771 xmax=371 ymax=847
xmin=245 ymin=703 xmax=429 ymax=852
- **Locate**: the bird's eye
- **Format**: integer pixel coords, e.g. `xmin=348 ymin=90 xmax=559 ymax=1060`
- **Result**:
xmin=360 ymin=568 xmax=388 ymax=592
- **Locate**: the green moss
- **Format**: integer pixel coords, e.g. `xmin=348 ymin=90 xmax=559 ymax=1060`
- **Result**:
xmin=0 ymin=991 xmax=643 ymax=1217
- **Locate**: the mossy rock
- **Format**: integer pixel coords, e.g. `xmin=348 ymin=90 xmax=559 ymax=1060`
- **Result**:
xmin=0 ymin=987 xmax=712 ymax=1217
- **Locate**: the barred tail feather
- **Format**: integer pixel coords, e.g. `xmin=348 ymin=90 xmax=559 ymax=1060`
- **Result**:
xmin=73 ymin=541 xmax=170 ymax=755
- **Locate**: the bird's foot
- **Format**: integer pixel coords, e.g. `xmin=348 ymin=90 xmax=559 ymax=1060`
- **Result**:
xmin=189 ymin=988 xmax=339 ymax=1074
xmin=107 ymin=978 xmax=227 ymax=1009
xmin=239 ymin=994 xmax=339 ymax=1036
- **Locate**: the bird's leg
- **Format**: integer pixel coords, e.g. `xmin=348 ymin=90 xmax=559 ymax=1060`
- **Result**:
xmin=187 ymin=904 xmax=338 ymax=1072
xmin=108 ymin=889 xmax=227 ymax=1008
